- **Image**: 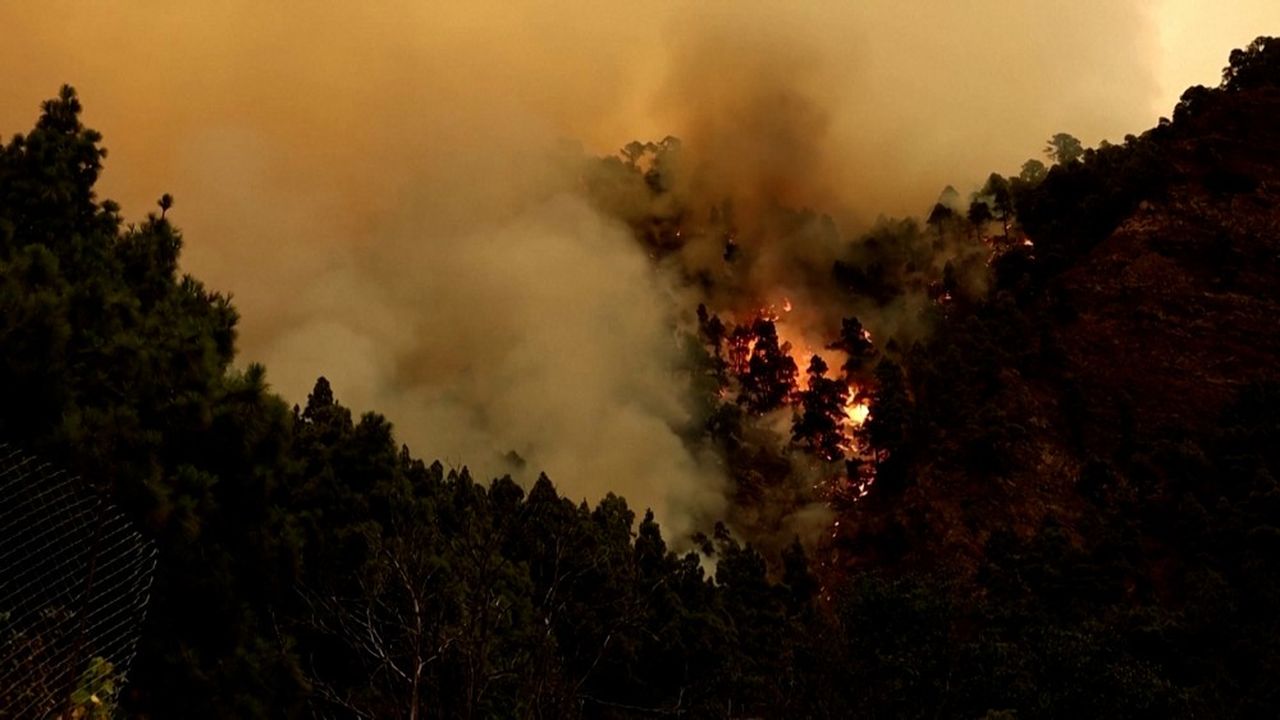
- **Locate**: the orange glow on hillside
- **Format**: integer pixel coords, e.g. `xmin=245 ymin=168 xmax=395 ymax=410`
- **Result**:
xmin=845 ymin=396 xmax=870 ymax=426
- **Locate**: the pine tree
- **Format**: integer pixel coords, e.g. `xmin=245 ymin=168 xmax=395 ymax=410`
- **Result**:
xmin=740 ymin=318 xmax=798 ymax=414
xmin=792 ymin=355 xmax=849 ymax=461
xmin=865 ymin=358 xmax=912 ymax=478
xmin=829 ymin=317 xmax=875 ymax=377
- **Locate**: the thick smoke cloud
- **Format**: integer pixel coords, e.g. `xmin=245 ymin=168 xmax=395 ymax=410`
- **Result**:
xmin=2 ymin=1 xmax=1275 ymax=537
xmin=266 ymin=182 xmax=726 ymax=539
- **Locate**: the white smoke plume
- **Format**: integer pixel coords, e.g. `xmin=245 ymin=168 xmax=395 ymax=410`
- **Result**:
xmin=2 ymin=0 xmax=1276 ymax=539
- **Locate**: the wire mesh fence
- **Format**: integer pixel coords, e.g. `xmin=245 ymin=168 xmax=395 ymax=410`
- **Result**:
xmin=0 ymin=445 xmax=157 ymax=718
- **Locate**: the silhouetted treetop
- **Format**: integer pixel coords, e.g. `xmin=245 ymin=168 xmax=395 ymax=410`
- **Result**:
xmin=1222 ymin=35 xmax=1280 ymax=91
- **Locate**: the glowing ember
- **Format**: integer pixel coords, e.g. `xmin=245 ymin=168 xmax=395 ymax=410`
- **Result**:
xmin=712 ymin=301 xmax=877 ymax=503
xmin=844 ymin=398 xmax=870 ymax=426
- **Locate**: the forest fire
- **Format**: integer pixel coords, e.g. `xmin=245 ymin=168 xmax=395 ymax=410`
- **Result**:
xmin=698 ymin=297 xmax=877 ymax=474
xmin=4 ymin=10 xmax=1278 ymax=716
xmin=844 ymin=395 xmax=870 ymax=427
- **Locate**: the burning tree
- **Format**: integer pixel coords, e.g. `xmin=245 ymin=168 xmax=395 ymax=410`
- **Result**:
xmin=739 ymin=318 xmax=799 ymax=414
xmin=829 ymin=317 xmax=876 ymax=377
xmin=792 ymin=355 xmax=850 ymax=461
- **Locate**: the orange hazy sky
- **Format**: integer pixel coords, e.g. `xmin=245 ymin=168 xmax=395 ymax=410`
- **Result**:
xmin=2 ymin=0 xmax=1275 ymax=378
xmin=2 ymin=1 xmax=1276 ymax=523
xmin=0 ymin=0 xmax=1272 ymax=371
xmin=3 ymin=2 xmax=1275 ymax=217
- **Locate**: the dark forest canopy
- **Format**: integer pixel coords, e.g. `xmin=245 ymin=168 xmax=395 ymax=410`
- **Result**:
xmin=1 ymin=37 xmax=1280 ymax=718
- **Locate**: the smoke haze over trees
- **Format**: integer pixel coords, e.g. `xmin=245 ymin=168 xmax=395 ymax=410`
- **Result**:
xmin=3 ymin=6 xmax=1280 ymax=719
xmin=1 ymin=4 xmax=1277 ymax=519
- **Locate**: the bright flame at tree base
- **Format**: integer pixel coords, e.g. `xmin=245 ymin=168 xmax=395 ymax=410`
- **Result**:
xmin=706 ymin=296 xmax=879 ymax=518
xmin=844 ymin=397 xmax=870 ymax=427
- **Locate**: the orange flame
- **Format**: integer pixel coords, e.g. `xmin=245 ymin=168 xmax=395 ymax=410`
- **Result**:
xmin=844 ymin=397 xmax=870 ymax=427
xmin=718 ymin=301 xmax=876 ymax=490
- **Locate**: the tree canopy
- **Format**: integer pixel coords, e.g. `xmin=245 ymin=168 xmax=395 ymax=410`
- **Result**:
xmin=4 ymin=39 xmax=1280 ymax=715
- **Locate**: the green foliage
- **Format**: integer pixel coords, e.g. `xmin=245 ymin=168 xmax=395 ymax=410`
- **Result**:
xmin=70 ymin=657 xmax=121 ymax=719
xmin=0 ymin=87 xmax=830 ymax=717
xmin=6 ymin=35 xmax=1280 ymax=717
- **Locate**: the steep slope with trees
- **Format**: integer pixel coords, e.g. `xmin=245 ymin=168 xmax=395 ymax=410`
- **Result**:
xmin=2 ymin=36 xmax=1280 ymax=719
xmin=0 ymin=86 xmax=830 ymax=718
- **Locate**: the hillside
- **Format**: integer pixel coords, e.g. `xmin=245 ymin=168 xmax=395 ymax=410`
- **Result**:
xmin=2 ymin=37 xmax=1280 ymax=720
xmin=831 ymin=40 xmax=1280 ymax=715
xmin=844 ymin=48 xmax=1280 ymax=573
xmin=1058 ymin=84 xmax=1280 ymax=453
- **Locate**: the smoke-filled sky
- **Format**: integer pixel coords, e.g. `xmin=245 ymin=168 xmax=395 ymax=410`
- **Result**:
xmin=2 ymin=1 xmax=1276 ymax=532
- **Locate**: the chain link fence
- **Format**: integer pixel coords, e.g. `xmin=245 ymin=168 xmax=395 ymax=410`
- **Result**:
xmin=0 ymin=446 xmax=156 ymax=718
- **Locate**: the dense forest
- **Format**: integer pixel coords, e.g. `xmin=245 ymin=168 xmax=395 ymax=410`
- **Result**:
xmin=2 ymin=36 xmax=1280 ymax=719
